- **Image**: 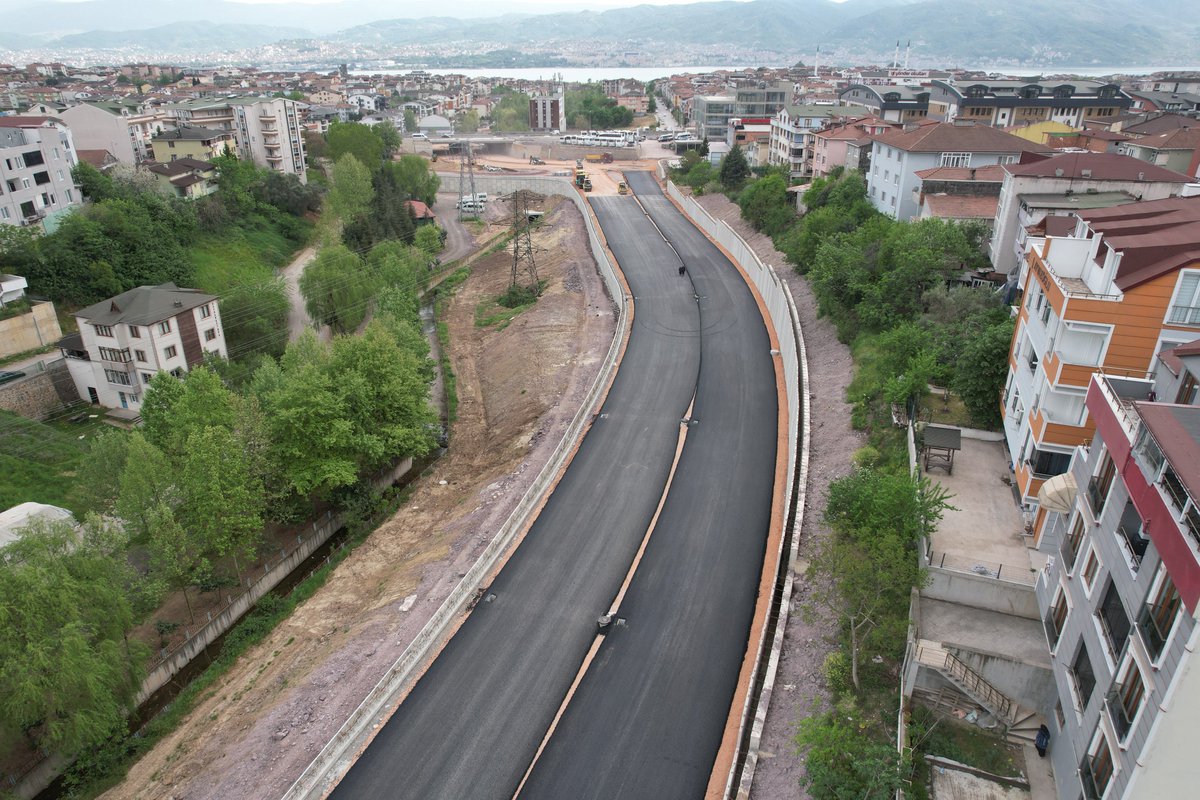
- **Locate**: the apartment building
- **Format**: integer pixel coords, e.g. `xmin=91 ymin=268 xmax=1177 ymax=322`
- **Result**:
xmin=168 ymin=96 xmax=307 ymax=182
xmin=528 ymin=86 xmax=563 ymax=131
xmin=149 ymin=125 xmax=234 ymax=162
xmin=58 ymin=282 xmax=226 ymax=412
xmin=838 ymin=83 xmax=930 ymax=123
xmin=0 ymin=116 xmax=80 ymax=229
xmin=1032 ymin=349 xmax=1200 ymax=799
xmin=1001 ymin=196 xmax=1200 ymax=530
xmin=59 ymin=99 xmax=172 ymax=164
xmin=766 ymin=103 xmax=870 ymax=179
xmin=692 ymin=80 xmax=792 ymax=142
xmin=1117 ymin=128 xmax=1200 ymax=179
xmin=866 ymin=120 xmax=1050 ymax=220
xmin=810 ymin=115 xmax=896 ymax=178
xmin=928 ymin=80 xmax=1132 ymax=128
xmin=990 ymin=152 xmax=1193 ymax=279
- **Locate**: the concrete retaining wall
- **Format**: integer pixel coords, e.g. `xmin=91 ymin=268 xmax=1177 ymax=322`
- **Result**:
xmin=285 ymin=176 xmax=629 ymax=800
xmin=0 ymin=301 xmax=61 ymax=358
xmin=0 ymin=359 xmax=75 ymax=420
xmin=922 ymin=566 xmax=1041 ymax=619
xmin=661 ymin=181 xmax=808 ymax=800
xmin=945 ymin=646 xmax=1058 ymax=712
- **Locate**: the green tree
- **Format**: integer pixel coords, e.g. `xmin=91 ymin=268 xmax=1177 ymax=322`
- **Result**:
xmin=796 ymin=711 xmax=910 ymax=799
xmin=69 ymin=429 xmax=129 ymax=516
xmin=71 ymin=161 xmax=117 ymax=202
xmin=180 ymin=426 xmax=265 ymax=581
xmin=954 ymin=316 xmax=1015 ymax=428
xmin=0 ymin=517 xmax=146 ymax=755
xmin=302 ymin=129 xmax=328 ymax=160
xmin=145 ymin=501 xmax=199 ymax=622
xmin=326 ymin=121 xmax=385 ymax=171
xmin=737 ymin=174 xmax=794 ymax=236
xmin=648 ymin=96 xmax=657 ymax=113
xmin=299 ymin=244 xmax=376 ymax=334
xmin=140 ymin=367 xmax=237 ymax=456
xmin=718 ymin=143 xmax=750 ymax=190
xmin=219 ymin=279 xmax=291 ymax=360
xmin=414 ymin=224 xmax=443 ymax=259
xmin=403 ymin=109 xmax=418 ymax=134
xmin=457 ymin=110 xmax=480 ymax=133
xmin=116 ymin=432 xmax=175 ymax=542
xmin=329 ymin=153 xmax=374 ymax=222
xmin=373 ymin=122 xmax=401 ymax=158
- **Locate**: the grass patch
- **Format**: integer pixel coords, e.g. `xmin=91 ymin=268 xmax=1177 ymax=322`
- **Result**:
xmin=62 ymin=483 xmax=414 ymax=797
xmin=0 ymin=344 xmax=55 ymax=369
xmin=190 ymin=215 xmax=313 ymax=294
xmin=429 ymin=266 xmax=468 ymax=426
xmin=927 ymin=389 xmax=976 ymax=429
xmin=910 ymin=706 xmax=1022 ymax=780
xmin=474 ymin=281 xmax=545 ymax=331
xmin=0 ymin=409 xmax=115 ymax=515
xmin=0 ymin=297 xmax=33 ymax=321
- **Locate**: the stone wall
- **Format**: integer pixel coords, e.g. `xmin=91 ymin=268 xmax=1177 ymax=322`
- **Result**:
xmin=0 ymin=360 xmax=76 ymax=420
xmin=0 ymin=301 xmax=62 ymax=358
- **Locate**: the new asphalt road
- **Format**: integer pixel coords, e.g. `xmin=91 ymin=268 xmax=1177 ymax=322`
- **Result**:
xmin=329 ymin=174 xmax=777 ymax=799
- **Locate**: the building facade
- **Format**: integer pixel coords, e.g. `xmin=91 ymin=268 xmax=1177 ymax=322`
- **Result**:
xmin=1033 ymin=348 xmax=1200 ymax=799
xmin=928 ymin=80 xmax=1132 ymax=128
xmin=0 ymin=116 xmax=80 ymax=229
xmin=1001 ymin=197 xmax=1200 ymax=528
xmin=528 ymin=86 xmax=563 ymax=131
xmin=838 ymin=84 xmax=930 ymax=123
xmin=149 ymin=126 xmax=234 ymax=162
xmin=767 ymin=104 xmax=870 ymax=179
xmin=168 ymin=96 xmax=307 ymax=182
xmin=59 ymin=99 xmax=172 ymax=164
xmin=58 ymin=283 xmax=227 ymax=411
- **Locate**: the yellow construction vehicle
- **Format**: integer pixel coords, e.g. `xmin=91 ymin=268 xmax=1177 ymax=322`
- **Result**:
xmin=617 ymin=181 xmax=628 ymax=195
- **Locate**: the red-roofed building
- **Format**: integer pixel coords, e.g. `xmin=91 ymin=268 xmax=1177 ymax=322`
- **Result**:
xmin=1119 ymin=127 xmax=1200 ymax=180
xmin=1002 ymin=196 xmax=1200 ymax=530
xmin=810 ymin=114 xmax=898 ymax=178
xmin=866 ymin=120 xmax=1051 ymax=220
xmin=990 ymin=152 xmax=1194 ymax=278
xmin=405 ymin=200 xmax=436 ymax=225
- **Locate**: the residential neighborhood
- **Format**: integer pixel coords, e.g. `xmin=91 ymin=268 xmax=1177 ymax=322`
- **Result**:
xmin=2 ymin=4 xmax=1200 ymax=800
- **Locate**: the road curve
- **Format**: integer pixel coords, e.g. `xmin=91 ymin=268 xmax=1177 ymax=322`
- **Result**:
xmin=329 ymin=192 xmax=703 ymax=799
xmin=517 ymin=173 xmax=778 ymax=799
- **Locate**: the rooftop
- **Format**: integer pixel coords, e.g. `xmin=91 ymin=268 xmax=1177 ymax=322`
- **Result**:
xmin=1122 ymin=113 xmax=1197 ymax=136
xmin=1078 ymin=196 xmax=1200 ymax=291
xmin=1019 ymin=190 xmax=1137 ymax=210
xmin=1003 ymin=151 xmax=1191 ymax=182
xmin=923 ymin=194 xmax=999 ymax=219
xmin=1135 ymin=403 xmax=1200 ymax=502
xmin=75 ymin=282 xmax=217 ymax=326
xmin=1124 ymin=127 xmax=1200 ymax=151
xmin=872 ymin=120 xmax=1051 ymax=155
xmin=914 ymin=164 xmax=1007 ymax=182
xmin=152 ymin=126 xmax=231 ymax=143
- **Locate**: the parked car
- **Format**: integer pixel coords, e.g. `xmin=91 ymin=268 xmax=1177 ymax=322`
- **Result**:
xmin=0 ymin=370 xmax=26 ymax=386
xmin=412 ymin=132 xmax=428 ymax=140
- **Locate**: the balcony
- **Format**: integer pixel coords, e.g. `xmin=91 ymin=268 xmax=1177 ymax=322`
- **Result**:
xmin=1030 ymin=406 xmax=1092 ymax=449
xmin=1043 ymin=603 xmax=1067 ymax=650
xmin=1161 ymin=466 xmax=1189 ymax=513
xmin=1093 ymin=373 xmax=1154 ymax=440
xmin=1116 ymin=502 xmax=1149 ymax=572
xmin=1105 ymin=684 xmax=1135 ymax=741
xmin=1167 ymin=303 xmax=1200 ymax=326
xmin=1136 ymin=601 xmax=1174 ymax=660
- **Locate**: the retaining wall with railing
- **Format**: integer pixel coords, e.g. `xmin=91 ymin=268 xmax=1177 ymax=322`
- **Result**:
xmin=660 ymin=181 xmax=809 ymax=800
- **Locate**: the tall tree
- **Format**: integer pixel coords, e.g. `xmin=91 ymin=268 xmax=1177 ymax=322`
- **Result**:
xmin=719 ymin=143 xmax=750 ymax=190
xmin=326 ymin=122 xmax=385 ymax=171
xmin=116 ymin=432 xmax=175 ymax=542
xmin=146 ymin=501 xmax=199 ymax=622
xmin=69 ymin=429 xmax=129 ymax=516
xmin=329 ymin=153 xmax=374 ymax=222
xmin=388 ymin=155 xmax=441 ymax=207
xmin=299 ymin=244 xmax=376 ymax=333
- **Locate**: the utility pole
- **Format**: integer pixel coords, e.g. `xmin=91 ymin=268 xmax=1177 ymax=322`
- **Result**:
xmin=509 ymin=190 xmax=540 ymax=294
xmin=458 ymin=143 xmax=477 ymax=222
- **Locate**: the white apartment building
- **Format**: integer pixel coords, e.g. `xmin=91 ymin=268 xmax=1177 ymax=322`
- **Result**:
xmin=167 ymin=96 xmax=307 ymax=183
xmin=58 ymin=283 xmax=226 ymax=411
xmin=59 ymin=99 xmax=173 ymax=164
xmin=0 ymin=116 xmax=80 ymax=229
xmin=767 ymin=103 xmax=870 ymax=179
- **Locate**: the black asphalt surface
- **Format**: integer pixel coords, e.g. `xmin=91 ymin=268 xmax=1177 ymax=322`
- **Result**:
xmin=519 ymin=172 xmax=778 ymax=799
xmin=330 ymin=190 xmax=704 ymax=799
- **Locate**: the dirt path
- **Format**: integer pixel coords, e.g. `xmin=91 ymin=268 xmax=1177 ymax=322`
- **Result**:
xmin=431 ymin=194 xmax=479 ymax=263
xmin=693 ymin=193 xmax=861 ymax=800
xmin=278 ymin=246 xmax=331 ymax=344
xmin=102 ymin=197 xmax=616 ymax=800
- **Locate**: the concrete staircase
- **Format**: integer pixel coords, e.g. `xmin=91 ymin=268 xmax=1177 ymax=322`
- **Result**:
xmin=914 ymin=638 xmax=1045 ymax=745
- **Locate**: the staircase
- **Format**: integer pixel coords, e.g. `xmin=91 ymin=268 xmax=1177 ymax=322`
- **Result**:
xmin=914 ymin=638 xmax=1044 ymax=745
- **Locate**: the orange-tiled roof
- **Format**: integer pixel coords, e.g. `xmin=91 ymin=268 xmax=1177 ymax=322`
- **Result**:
xmin=922 ymin=194 xmax=998 ymax=219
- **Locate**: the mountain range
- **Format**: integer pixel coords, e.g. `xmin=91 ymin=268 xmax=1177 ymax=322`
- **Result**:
xmin=0 ymin=0 xmax=1194 ymax=68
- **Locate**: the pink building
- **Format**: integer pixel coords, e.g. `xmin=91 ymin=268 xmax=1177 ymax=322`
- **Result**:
xmin=810 ymin=115 xmax=897 ymax=178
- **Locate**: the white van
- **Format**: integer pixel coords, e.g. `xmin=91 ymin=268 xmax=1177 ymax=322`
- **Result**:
xmin=459 ymin=192 xmax=488 ymax=203
xmin=412 ymin=132 xmax=428 ymax=140
xmin=456 ymin=200 xmax=484 ymax=212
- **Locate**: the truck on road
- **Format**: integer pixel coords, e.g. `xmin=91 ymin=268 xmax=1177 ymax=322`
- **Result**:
xmin=585 ymin=153 xmax=614 ymax=164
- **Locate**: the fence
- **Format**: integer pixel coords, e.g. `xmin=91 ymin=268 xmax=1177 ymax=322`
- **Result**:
xmin=284 ymin=176 xmax=629 ymax=800
xmin=660 ymin=181 xmax=809 ymax=800
xmin=137 ymin=510 xmax=342 ymax=704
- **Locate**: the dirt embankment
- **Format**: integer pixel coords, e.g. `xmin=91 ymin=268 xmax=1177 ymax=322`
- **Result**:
xmin=102 ymin=196 xmax=616 ymax=800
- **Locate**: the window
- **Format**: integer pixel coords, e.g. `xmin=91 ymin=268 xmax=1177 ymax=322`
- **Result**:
xmin=1081 ymin=547 xmax=1100 ymax=592
xmin=1096 ymin=580 xmax=1131 ymax=663
xmin=97 ymin=346 xmax=130 ymax=362
xmin=1176 ymin=371 xmax=1199 ymax=405
xmin=1108 ymin=658 xmax=1145 ymax=741
xmin=104 ymin=368 xmax=132 ymax=386
xmin=1138 ymin=569 xmax=1181 ymax=660
xmin=1071 ymin=643 xmax=1097 ymax=710
xmin=94 ymin=324 xmax=114 ymax=337
xmin=1088 ymin=453 xmax=1117 ymax=516
xmin=129 ymin=325 xmax=140 ymax=338
xmin=158 ymin=320 xmax=172 ymax=334
xmin=1168 ymin=270 xmax=1200 ymax=325
xmin=204 ymin=328 xmax=217 ymax=342
xmin=1063 ymin=513 xmax=1086 ymax=571
xmin=142 ymin=372 xmax=154 ymax=384
xmin=1116 ymin=500 xmax=1149 ymax=572
xmin=34 ymin=171 xmax=50 ymax=185
xmin=1081 ymin=729 xmax=1115 ymax=799
xmin=940 ymin=152 xmax=971 ymax=168
xmin=199 ymin=303 xmax=211 ymax=319
xmin=1030 ymin=448 xmax=1070 ymax=478
xmin=0 ymin=208 xmax=8 ymax=220
xmin=134 ymin=349 xmax=147 ymax=362
xmin=163 ymin=344 xmax=178 ymax=360
xmin=1045 ymin=587 xmax=1068 ymax=650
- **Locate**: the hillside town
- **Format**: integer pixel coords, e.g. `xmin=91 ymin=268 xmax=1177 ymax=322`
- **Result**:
xmin=3 ymin=37 xmax=1200 ymax=800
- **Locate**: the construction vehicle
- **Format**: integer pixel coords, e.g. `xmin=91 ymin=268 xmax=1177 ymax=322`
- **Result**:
xmin=617 ymin=181 xmax=628 ymax=195
xmin=582 ymin=177 xmax=593 ymax=192
xmin=585 ymin=153 xmax=614 ymax=164
xmin=575 ymin=168 xmax=587 ymax=188
xmin=529 ymin=156 xmax=545 ymax=165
